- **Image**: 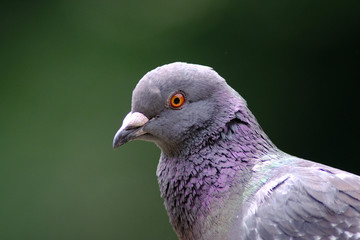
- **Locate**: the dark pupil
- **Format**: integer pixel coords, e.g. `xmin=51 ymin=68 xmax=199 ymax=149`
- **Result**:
xmin=173 ymin=97 xmax=180 ymax=105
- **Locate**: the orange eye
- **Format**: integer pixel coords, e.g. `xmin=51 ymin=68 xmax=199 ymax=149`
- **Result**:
xmin=170 ymin=93 xmax=185 ymax=109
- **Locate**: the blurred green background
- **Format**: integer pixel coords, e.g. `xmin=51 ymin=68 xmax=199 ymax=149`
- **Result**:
xmin=1 ymin=1 xmax=359 ymax=239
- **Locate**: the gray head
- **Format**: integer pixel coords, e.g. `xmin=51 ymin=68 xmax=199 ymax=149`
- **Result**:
xmin=113 ymin=62 xmax=246 ymax=155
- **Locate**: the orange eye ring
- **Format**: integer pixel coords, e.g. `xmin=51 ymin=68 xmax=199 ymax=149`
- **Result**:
xmin=170 ymin=92 xmax=185 ymax=109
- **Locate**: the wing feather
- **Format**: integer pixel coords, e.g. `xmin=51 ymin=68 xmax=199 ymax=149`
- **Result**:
xmin=242 ymin=165 xmax=360 ymax=239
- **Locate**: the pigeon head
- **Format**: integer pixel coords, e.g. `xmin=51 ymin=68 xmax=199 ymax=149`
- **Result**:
xmin=113 ymin=62 xmax=245 ymax=155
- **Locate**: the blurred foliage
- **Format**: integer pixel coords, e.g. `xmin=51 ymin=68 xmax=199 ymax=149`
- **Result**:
xmin=0 ymin=1 xmax=359 ymax=239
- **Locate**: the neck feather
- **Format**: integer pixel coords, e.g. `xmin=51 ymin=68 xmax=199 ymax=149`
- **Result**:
xmin=156 ymin=107 xmax=279 ymax=240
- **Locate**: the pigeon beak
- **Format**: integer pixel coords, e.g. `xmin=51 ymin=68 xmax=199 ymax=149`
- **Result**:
xmin=113 ymin=112 xmax=149 ymax=149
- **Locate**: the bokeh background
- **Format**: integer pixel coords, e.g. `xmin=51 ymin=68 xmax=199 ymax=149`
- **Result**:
xmin=1 ymin=1 xmax=359 ymax=239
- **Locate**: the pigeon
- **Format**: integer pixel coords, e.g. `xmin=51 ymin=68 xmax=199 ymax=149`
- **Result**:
xmin=113 ymin=62 xmax=360 ymax=240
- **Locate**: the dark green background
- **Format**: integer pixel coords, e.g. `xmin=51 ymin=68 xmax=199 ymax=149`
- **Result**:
xmin=1 ymin=1 xmax=359 ymax=239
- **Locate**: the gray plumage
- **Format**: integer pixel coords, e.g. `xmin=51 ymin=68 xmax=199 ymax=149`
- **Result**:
xmin=113 ymin=62 xmax=360 ymax=240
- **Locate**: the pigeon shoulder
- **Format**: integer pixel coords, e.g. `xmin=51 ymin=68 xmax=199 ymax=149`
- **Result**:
xmin=241 ymin=156 xmax=360 ymax=239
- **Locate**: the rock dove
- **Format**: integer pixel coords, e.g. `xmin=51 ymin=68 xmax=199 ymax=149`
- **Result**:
xmin=113 ymin=62 xmax=360 ymax=240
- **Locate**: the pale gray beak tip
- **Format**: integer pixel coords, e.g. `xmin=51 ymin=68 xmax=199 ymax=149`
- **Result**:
xmin=112 ymin=112 xmax=149 ymax=150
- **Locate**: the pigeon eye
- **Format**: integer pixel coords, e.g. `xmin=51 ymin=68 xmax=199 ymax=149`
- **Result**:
xmin=170 ymin=93 xmax=185 ymax=109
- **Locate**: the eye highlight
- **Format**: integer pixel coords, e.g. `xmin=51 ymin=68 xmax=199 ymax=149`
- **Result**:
xmin=170 ymin=92 xmax=185 ymax=109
